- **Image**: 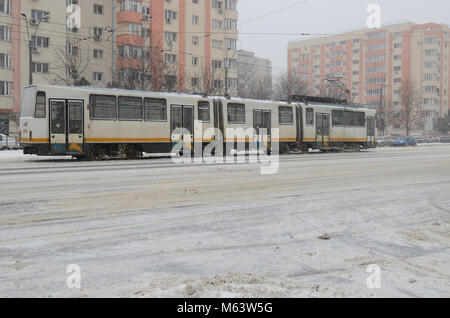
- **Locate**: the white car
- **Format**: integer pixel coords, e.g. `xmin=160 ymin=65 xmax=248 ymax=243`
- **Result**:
xmin=0 ymin=134 xmax=18 ymax=150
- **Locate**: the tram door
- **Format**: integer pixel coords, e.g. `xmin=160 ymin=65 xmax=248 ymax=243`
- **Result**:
xmin=253 ymin=110 xmax=271 ymax=150
xmin=367 ymin=117 xmax=376 ymax=147
xmin=50 ymin=99 xmax=84 ymax=154
xmin=171 ymin=105 xmax=194 ymax=150
xmin=213 ymin=99 xmax=224 ymax=139
xmin=315 ymin=113 xmax=330 ymax=148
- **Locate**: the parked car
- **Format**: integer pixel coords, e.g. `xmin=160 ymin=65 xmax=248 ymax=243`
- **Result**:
xmin=392 ymin=136 xmax=418 ymax=147
xmin=0 ymin=134 xmax=18 ymax=150
xmin=426 ymin=136 xmax=440 ymax=143
xmin=440 ymin=136 xmax=450 ymax=143
xmin=410 ymin=135 xmax=426 ymax=143
xmin=377 ymin=135 xmax=395 ymax=147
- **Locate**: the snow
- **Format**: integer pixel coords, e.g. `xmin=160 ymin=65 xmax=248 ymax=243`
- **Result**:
xmin=0 ymin=145 xmax=449 ymax=297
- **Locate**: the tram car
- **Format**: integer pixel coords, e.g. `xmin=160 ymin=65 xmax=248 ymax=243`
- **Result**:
xmin=19 ymin=85 xmax=376 ymax=159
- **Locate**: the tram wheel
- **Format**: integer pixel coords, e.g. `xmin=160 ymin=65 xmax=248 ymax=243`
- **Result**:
xmin=125 ymin=145 xmax=142 ymax=159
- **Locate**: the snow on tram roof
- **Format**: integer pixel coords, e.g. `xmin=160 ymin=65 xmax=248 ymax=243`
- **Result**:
xmin=36 ymin=84 xmax=198 ymax=98
xmin=31 ymin=85 xmax=373 ymax=110
xmin=32 ymin=84 xmax=293 ymax=104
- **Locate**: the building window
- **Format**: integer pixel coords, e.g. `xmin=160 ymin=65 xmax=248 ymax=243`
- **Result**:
xmin=192 ymin=15 xmax=199 ymax=25
xmin=224 ymin=19 xmax=237 ymax=30
xmin=32 ymin=36 xmax=49 ymax=48
xmin=0 ymin=0 xmax=11 ymax=14
xmin=227 ymin=78 xmax=237 ymax=89
xmin=0 ymin=53 xmax=11 ymax=68
xmin=212 ymin=19 xmax=222 ymax=29
xmin=212 ymin=0 xmax=223 ymax=9
xmin=225 ymin=0 xmax=237 ymax=10
xmin=164 ymin=53 xmax=177 ymax=64
xmin=119 ymin=45 xmax=142 ymax=58
xmin=32 ymin=62 xmax=49 ymax=73
xmin=120 ymin=0 xmax=142 ymax=13
xmin=165 ymin=10 xmax=177 ymax=21
xmin=0 ymin=25 xmax=10 ymax=41
xmin=212 ymin=60 xmax=222 ymax=69
xmin=0 ymin=81 xmax=11 ymax=96
xmin=224 ymin=58 xmax=236 ymax=69
xmin=212 ymin=40 xmax=223 ymax=49
xmin=93 ymin=72 xmax=103 ymax=82
xmin=225 ymin=38 xmax=237 ymax=50
xmin=129 ymin=23 xmax=142 ymax=36
xmin=31 ymin=10 xmax=49 ymax=21
xmin=164 ymin=31 xmax=177 ymax=42
xmin=93 ymin=49 xmax=103 ymax=59
xmin=94 ymin=4 xmax=103 ymax=15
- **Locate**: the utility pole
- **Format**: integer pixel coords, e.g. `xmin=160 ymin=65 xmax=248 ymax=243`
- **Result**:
xmin=224 ymin=48 xmax=236 ymax=97
xmin=379 ymin=85 xmax=386 ymax=136
xmin=21 ymin=13 xmax=49 ymax=86
xmin=224 ymin=65 xmax=228 ymax=96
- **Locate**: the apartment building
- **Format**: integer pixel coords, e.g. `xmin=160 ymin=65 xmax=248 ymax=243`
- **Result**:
xmin=237 ymin=49 xmax=272 ymax=98
xmin=0 ymin=0 xmax=239 ymax=138
xmin=288 ymin=22 xmax=450 ymax=134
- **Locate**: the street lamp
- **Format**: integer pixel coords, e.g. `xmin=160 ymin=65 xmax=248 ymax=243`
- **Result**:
xmin=21 ymin=12 xmax=49 ymax=85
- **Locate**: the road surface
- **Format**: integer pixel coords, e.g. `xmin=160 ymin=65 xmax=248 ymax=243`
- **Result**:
xmin=0 ymin=145 xmax=449 ymax=297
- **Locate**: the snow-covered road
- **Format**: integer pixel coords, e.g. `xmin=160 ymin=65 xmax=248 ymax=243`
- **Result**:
xmin=0 ymin=146 xmax=449 ymax=297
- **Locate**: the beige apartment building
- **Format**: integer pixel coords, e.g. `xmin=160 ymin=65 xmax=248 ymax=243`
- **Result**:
xmin=288 ymin=22 xmax=450 ymax=134
xmin=0 ymin=0 xmax=239 ymax=138
xmin=237 ymin=49 xmax=272 ymax=98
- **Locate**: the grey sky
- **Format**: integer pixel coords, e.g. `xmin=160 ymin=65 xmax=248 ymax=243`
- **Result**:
xmin=237 ymin=0 xmax=450 ymax=77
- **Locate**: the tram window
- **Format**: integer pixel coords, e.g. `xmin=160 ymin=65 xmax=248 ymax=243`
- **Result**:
xmin=69 ymin=102 xmax=83 ymax=134
xmin=306 ymin=108 xmax=314 ymax=125
xmin=90 ymin=95 xmax=117 ymax=120
xmin=119 ymin=96 xmax=143 ymax=121
xmin=35 ymin=91 xmax=46 ymax=118
xmin=355 ymin=112 xmax=366 ymax=127
xmin=198 ymin=101 xmax=210 ymax=122
xmin=279 ymin=106 xmax=294 ymax=125
xmin=332 ymin=110 xmax=344 ymax=126
xmin=343 ymin=111 xmax=355 ymax=126
xmin=50 ymin=101 xmax=66 ymax=134
xmin=144 ymin=98 xmax=167 ymax=122
xmin=227 ymin=103 xmax=245 ymax=124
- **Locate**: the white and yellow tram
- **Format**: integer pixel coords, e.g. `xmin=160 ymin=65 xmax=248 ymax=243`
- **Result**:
xmin=19 ymin=85 xmax=376 ymax=159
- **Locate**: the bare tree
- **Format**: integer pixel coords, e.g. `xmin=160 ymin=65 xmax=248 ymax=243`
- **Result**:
xmin=188 ymin=63 xmax=224 ymax=96
xmin=274 ymin=71 xmax=308 ymax=100
xmin=396 ymin=80 xmax=423 ymax=136
xmin=109 ymin=36 xmax=180 ymax=92
xmin=315 ymin=77 xmax=353 ymax=102
xmin=438 ymin=113 xmax=449 ymax=135
xmin=239 ymin=76 xmax=273 ymax=100
xmin=50 ymin=39 xmax=91 ymax=86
